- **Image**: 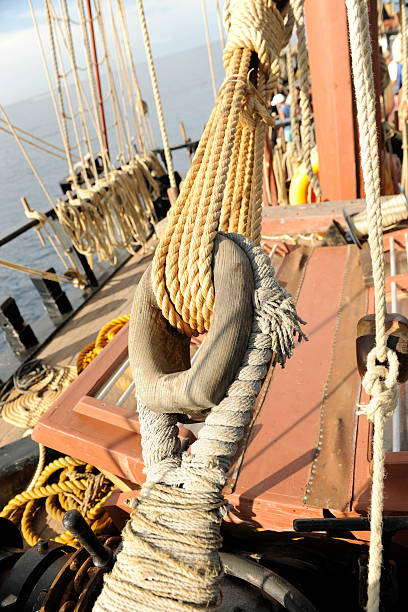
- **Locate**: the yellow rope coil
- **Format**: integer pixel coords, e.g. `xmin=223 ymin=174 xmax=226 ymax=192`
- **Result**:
xmin=77 ymin=314 xmax=130 ymax=373
xmin=151 ymin=0 xmax=293 ymax=336
xmin=0 ymin=455 xmax=114 ymax=547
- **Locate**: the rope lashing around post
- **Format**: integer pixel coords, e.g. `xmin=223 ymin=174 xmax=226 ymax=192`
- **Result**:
xmin=349 ymin=193 xmax=408 ymax=238
xmin=288 ymin=0 xmax=321 ymax=199
xmin=151 ymin=0 xmax=294 ymax=337
xmin=345 ymin=1 xmax=399 ymax=611
xmin=94 ymin=234 xmax=306 ymax=612
xmin=400 ymin=0 xmax=408 ymax=192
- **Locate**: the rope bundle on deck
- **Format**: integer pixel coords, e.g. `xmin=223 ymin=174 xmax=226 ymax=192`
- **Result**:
xmin=94 ymin=3 xmax=306 ymax=610
xmin=0 ymin=360 xmax=76 ymax=429
xmin=0 ymin=456 xmax=114 ymax=547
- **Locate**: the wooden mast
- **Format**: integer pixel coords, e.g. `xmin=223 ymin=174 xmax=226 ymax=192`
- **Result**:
xmin=304 ymin=0 xmax=382 ymax=200
xmin=85 ymin=0 xmax=109 ymax=157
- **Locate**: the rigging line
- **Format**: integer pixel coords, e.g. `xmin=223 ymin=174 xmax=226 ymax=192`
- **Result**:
xmin=94 ymin=0 xmax=127 ymax=163
xmin=107 ymin=0 xmax=139 ymax=157
xmin=0 ymin=118 xmax=77 ymax=158
xmin=108 ymin=0 xmax=143 ymax=152
xmin=136 ymin=0 xmax=176 ymax=190
xmin=77 ymin=0 xmax=112 ymax=174
xmin=215 ymin=0 xmax=225 ymax=49
xmin=53 ymin=0 xmax=106 ymax=140
xmin=45 ymin=0 xmax=82 ymax=190
xmin=48 ymin=0 xmax=92 ymax=188
xmin=0 ymin=104 xmax=57 ymax=211
xmin=60 ymin=0 xmax=99 ymax=181
xmin=201 ymin=0 xmax=217 ymax=103
xmin=0 ymin=258 xmax=76 ymax=284
xmin=55 ymin=0 xmax=103 ymax=168
xmin=0 ymin=125 xmax=69 ymax=162
xmin=29 ymin=0 xmax=77 ymax=186
xmin=84 ymin=0 xmax=110 ymax=161
xmin=116 ymin=0 xmax=154 ymax=150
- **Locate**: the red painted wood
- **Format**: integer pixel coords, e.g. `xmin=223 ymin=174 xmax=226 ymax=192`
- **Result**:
xmin=227 ymin=246 xmax=351 ymax=530
xmin=304 ymin=0 xmax=358 ymax=200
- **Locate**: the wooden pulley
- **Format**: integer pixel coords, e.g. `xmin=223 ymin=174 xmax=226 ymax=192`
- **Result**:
xmin=356 ymin=314 xmax=408 ymax=383
xmin=128 ymin=234 xmax=254 ymax=420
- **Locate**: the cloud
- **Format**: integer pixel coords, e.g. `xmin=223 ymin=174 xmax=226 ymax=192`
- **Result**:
xmin=0 ymin=0 xmax=225 ymax=106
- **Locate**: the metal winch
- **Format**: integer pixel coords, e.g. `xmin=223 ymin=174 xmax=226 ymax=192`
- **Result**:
xmin=0 ymin=512 xmax=120 ymax=611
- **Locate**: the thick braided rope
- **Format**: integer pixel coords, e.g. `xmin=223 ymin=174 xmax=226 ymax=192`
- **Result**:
xmin=152 ymin=1 xmax=293 ymax=337
xmin=346 ymin=2 xmax=399 ymax=611
xmin=94 ymin=233 xmax=306 ymax=611
xmin=288 ymin=0 xmax=321 ymax=198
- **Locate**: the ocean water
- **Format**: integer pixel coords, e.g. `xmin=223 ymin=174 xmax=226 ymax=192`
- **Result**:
xmin=0 ymin=43 xmax=224 ymax=368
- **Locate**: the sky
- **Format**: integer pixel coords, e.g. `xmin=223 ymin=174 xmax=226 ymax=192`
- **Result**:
xmin=0 ymin=0 xmax=225 ymax=106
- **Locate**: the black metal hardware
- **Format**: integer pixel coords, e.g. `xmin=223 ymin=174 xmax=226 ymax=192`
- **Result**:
xmin=62 ymin=510 xmax=113 ymax=569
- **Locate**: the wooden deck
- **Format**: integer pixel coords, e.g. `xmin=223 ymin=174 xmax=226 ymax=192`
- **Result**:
xmin=0 ymin=236 xmax=158 ymax=447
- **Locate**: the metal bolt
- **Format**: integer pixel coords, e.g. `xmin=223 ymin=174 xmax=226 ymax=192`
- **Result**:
xmin=70 ymin=558 xmax=80 ymax=572
xmin=36 ymin=540 xmax=48 ymax=552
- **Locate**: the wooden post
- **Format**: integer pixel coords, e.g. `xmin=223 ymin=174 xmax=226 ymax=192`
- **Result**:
xmin=304 ymin=0 xmax=383 ymax=200
xmin=304 ymin=0 xmax=359 ymax=201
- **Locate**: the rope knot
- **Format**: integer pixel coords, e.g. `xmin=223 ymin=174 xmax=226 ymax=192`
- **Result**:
xmin=358 ymin=347 xmax=399 ymax=422
xmin=239 ymin=79 xmax=275 ymax=130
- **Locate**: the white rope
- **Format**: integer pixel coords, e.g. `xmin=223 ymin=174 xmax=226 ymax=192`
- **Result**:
xmin=29 ymin=0 xmax=78 ymax=184
xmin=136 ymin=0 xmax=177 ymax=190
xmin=346 ymin=1 xmax=399 ymax=610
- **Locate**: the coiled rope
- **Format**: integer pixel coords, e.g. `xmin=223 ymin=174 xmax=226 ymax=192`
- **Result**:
xmin=77 ymin=314 xmax=130 ymax=373
xmin=0 ymin=455 xmax=114 ymax=547
xmin=345 ymin=2 xmax=399 ymax=611
xmin=0 ymin=361 xmax=76 ymax=429
xmin=152 ymin=0 xmax=293 ymax=337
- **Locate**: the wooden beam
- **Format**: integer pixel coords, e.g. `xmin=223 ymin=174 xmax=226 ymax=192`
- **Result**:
xmin=261 ymin=199 xmax=367 ymax=236
xmin=304 ymin=0 xmax=358 ymax=201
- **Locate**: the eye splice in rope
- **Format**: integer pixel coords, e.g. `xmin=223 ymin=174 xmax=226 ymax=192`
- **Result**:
xmin=94 ymin=234 xmax=306 ymax=612
xmin=129 ymin=234 xmax=253 ymax=419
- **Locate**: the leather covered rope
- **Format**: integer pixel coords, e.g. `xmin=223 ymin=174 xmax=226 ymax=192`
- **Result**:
xmin=129 ymin=234 xmax=253 ymax=418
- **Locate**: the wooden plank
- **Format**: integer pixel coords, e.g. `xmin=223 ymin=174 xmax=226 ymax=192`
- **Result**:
xmin=261 ymin=199 xmax=365 ymax=236
xmin=227 ymin=246 xmax=352 ymax=530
